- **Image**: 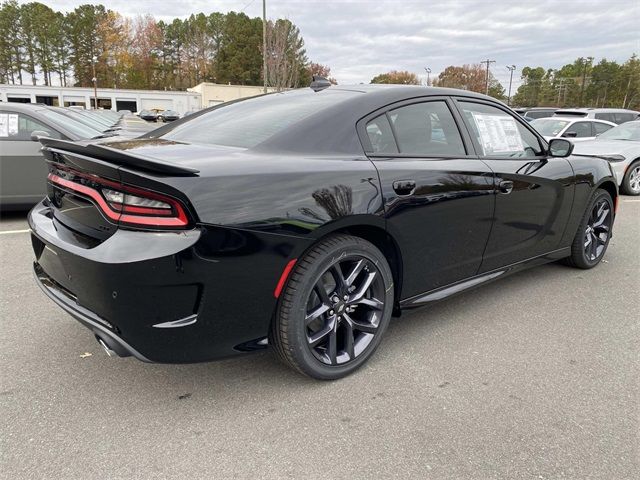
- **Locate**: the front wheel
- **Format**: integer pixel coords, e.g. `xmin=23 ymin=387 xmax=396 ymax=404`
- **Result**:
xmin=564 ymin=189 xmax=614 ymax=269
xmin=270 ymin=234 xmax=394 ymax=380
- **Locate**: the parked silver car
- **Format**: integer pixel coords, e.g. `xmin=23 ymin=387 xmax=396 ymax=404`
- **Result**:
xmin=553 ymin=108 xmax=640 ymax=125
xmin=530 ymin=117 xmax=615 ymax=142
xmin=573 ymin=120 xmax=640 ymax=195
xmin=0 ymin=103 xmax=102 ymax=208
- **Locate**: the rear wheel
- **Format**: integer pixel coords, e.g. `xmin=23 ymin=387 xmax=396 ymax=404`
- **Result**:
xmin=564 ymin=189 xmax=613 ymax=269
xmin=621 ymin=161 xmax=640 ymax=196
xmin=270 ymin=234 xmax=394 ymax=380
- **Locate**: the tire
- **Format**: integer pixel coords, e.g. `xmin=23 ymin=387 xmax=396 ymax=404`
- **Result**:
xmin=270 ymin=234 xmax=394 ymax=380
xmin=563 ymin=188 xmax=614 ymax=269
xmin=621 ymin=161 xmax=640 ymax=196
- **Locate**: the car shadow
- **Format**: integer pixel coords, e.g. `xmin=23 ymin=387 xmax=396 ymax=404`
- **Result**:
xmin=80 ymin=261 xmax=572 ymax=397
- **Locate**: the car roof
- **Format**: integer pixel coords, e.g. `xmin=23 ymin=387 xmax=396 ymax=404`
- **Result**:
xmin=534 ymin=116 xmax=616 ymax=124
xmin=555 ymin=107 xmax=640 ymax=114
xmin=0 ymin=102 xmax=50 ymax=113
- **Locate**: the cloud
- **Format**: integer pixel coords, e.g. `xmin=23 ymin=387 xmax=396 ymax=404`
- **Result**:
xmin=25 ymin=0 xmax=640 ymax=89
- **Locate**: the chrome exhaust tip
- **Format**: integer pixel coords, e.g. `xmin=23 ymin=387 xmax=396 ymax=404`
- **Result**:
xmin=96 ymin=336 xmax=116 ymax=357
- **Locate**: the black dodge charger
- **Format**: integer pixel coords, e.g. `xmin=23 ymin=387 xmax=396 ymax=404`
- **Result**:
xmin=29 ymin=84 xmax=618 ymax=379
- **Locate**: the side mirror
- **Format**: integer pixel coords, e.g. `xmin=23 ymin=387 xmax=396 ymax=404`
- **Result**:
xmin=30 ymin=130 xmax=50 ymax=142
xmin=548 ymin=138 xmax=574 ymax=157
xmin=563 ymin=131 xmax=578 ymax=138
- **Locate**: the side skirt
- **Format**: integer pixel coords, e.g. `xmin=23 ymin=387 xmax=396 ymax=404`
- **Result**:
xmin=399 ymin=247 xmax=570 ymax=309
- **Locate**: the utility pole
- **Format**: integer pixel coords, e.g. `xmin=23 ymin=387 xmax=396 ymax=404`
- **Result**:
xmin=480 ymin=59 xmax=495 ymax=95
xmin=556 ymin=77 xmax=565 ymax=107
xmin=579 ymin=56 xmax=593 ymax=106
xmin=506 ymin=65 xmax=516 ymax=105
xmin=262 ymin=0 xmax=267 ymax=94
xmin=424 ymin=67 xmax=431 ymax=86
xmin=91 ymin=55 xmax=98 ymax=109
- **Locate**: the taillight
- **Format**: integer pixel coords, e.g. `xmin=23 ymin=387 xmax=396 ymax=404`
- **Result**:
xmin=47 ymin=171 xmax=190 ymax=229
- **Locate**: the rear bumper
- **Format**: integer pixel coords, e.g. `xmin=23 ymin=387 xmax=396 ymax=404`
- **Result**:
xmin=29 ymin=200 xmax=312 ymax=363
xmin=33 ymin=263 xmax=150 ymax=361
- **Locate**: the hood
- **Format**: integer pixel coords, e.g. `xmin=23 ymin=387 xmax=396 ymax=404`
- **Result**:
xmin=572 ymin=139 xmax=640 ymax=159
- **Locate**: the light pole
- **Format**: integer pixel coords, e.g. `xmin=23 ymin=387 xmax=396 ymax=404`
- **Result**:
xmin=424 ymin=67 xmax=431 ymax=86
xmin=91 ymin=55 xmax=98 ymax=109
xmin=506 ymin=65 xmax=516 ymax=105
xmin=262 ymin=0 xmax=267 ymax=93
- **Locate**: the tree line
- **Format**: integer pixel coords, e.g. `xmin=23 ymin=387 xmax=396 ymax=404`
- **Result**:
xmin=512 ymin=55 xmax=639 ymax=109
xmin=0 ymin=1 xmax=334 ymax=90
xmin=370 ymin=55 xmax=640 ymax=110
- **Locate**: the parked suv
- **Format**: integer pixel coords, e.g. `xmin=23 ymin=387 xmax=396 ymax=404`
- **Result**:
xmin=553 ymin=108 xmax=640 ymax=125
xmin=513 ymin=107 xmax=557 ymax=122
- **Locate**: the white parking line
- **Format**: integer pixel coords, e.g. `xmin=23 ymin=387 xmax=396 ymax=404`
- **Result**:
xmin=621 ymin=199 xmax=640 ymax=203
xmin=0 ymin=229 xmax=30 ymax=235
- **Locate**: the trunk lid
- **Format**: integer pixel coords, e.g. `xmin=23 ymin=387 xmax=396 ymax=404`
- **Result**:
xmin=39 ymin=137 xmax=199 ymax=245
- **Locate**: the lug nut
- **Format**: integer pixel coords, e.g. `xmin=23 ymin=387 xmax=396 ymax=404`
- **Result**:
xmin=329 ymin=310 xmax=334 ymax=316
xmin=343 ymin=295 xmax=348 ymax=301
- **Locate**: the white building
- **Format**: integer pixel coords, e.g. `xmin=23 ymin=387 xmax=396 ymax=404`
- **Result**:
xmin=0 ymin=84 xmax=201 ymax=114
xmin=188 ymin=82 xmax=277 ymax=107
xmin=0 ymin=82 xmax=278 ymax=113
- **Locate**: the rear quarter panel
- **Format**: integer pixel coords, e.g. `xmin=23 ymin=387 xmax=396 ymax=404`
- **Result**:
xmin=133 ymin=153 xmax=385 ymax=239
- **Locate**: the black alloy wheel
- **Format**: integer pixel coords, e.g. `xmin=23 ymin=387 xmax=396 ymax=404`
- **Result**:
xmin=270 ymin=234 xmax=394 ymax=380
xmin=565 ymin=189 xmax=614 ymax=269
xmin=583 ymin=197 xmax=612 ymax=262
xmin=305 ymin=256 xmax=385 ymax=365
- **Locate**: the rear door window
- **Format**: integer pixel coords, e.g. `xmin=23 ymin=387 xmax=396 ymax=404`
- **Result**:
xmin=614 ymin=113 xmax=635 ymax=124
xmin=595 ymin=113 xmax=615 ymax=123
xmin=593 ymin=122 xmax=614 ymax=135
xmin=387 ymin=101 xmax=465 ymax=156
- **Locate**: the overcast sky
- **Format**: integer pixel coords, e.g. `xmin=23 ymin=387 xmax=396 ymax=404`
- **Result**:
xmin=24 ymin=0 xmax=640 ymax=90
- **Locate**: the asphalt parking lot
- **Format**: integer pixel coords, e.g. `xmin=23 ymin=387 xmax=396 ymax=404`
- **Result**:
xmin=1 ymin=199 xmax=638 ymax=480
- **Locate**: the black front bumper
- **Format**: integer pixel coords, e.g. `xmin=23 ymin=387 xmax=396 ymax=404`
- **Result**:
xmin=29 ymin=201 xmax=312 ymax=363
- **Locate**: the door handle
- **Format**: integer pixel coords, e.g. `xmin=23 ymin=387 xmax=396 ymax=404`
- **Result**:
xmin=498 ymin=180 xmax=514 ymax=194
xmin=393 ymin=180 xmax=416 ymax=196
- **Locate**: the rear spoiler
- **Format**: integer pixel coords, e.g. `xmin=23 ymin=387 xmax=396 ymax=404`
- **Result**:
xmin=38 ymin=137 xmax=200 ymax=176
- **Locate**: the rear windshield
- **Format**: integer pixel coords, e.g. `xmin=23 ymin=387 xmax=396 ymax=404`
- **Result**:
xmin=40 ymin=109 xmax=102 ymax=139
xmin=159 ymin=90 xmax=356 ymax=148
xmin=526 ymin=110 xmax=554 ymax=119
xmin=554 ymin=111 xmax=587 ymax=117
xmin=598 ymin=121 xmax=640 ymax=141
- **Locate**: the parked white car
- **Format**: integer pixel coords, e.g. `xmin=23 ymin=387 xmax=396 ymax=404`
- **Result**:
xmin=530 ymin=117 xmax=616 ymax=142
xmin=573 ymin=120 xmax=640 ymax=195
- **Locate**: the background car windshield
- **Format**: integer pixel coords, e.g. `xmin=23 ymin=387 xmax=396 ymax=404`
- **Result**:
xmin=40 ymin=110 xmax=102 ymax=139
xmin=531 ymin=119 xmax=570 ymax=136
xmin=161 ymin=90 xmax=357 ymax=148
xmin=597 ymin=122 xmax=640 ymax=141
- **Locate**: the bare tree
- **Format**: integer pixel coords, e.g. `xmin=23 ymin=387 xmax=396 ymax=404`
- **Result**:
xmin=264 ymin=19 xmax=306 ymax=91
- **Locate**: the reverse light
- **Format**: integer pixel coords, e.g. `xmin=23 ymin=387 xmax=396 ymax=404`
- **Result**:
xmin=102 ymin=189 xmax=174 ymax=216
xmin=47 ymin=172 xmax=190 ymax=228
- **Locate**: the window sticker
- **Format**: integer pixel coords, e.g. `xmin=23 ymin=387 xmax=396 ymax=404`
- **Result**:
xmin=471 ymin=112 xmax=524 ymax=155
xmin=8 ymin=114 xmax=18 ymax=136
xmin=0 ymin=114 xmax=8 ymax=138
